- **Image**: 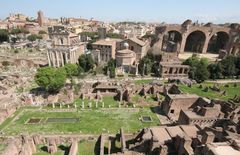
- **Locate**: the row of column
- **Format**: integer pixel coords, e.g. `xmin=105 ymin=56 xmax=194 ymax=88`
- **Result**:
xmin=47 ymin=50 xmax=77 ymax=67
xmin=167 ymin=67 xmax=188 ymax=75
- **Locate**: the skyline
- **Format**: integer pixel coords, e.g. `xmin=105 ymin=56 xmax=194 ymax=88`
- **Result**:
xmin=1 ymin=0 xmax=240 ymax=24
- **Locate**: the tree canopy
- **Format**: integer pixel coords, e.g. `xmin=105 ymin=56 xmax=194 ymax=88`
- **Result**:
xmin=0 ymin=29 xmax=9 ymax=43
xmin=27 ymin=34 xmax=42 ymax=42
xmin=10 ymin=28 xmax=29 ymax=35
xmin=35 ymin=67 xmax=67 ymax=93
xmin=220 ymin=55 xmax=237 ymax=78
xmin=64 ymin=63 xmax=78 ymax=78
xmin=207 ymin=63 xmax=223 ymax=80
xmin=138 ymin=52 xmax=161 ymax=76
xmin=78 ymin=54 xmax=95 ymax=72
xmin=183 ymin=55 xmax=209 ymax=83
xmin=38 ymin=30 xmax=47 ymax=34
xmin=106 ymin=33 xmax=124 ymax=39
xmin=104 ymin=59 xmax=116 ymax=78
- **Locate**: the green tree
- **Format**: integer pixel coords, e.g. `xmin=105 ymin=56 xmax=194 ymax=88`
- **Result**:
xmin=195 ymin=59 xmax=210 ymax=83
xmin=64 ymin=63 xmax=78 ymax=78
xmin=10 ymin=28 xmax=29 ymax=35
xmin=38 ymin=30 xmax=47 ymax=34
xmin=78 ymin=54 xmax=95 ymax=72
xmin=106 ymin=33 xmax=124 ymax=39
xmin=103 ymin=59 xmax=116 ymax=78
xmin=27 ymin=34 xmax=38 ymax=42
xmin=139 ymin=55 xmax=153 ymax=76
xmin=183 ymin=55 xmax=209 ymax=83
xmin=109 ymin=67 xmax=116 ymax=78
xmin=35 ymin=67 xmax=67 ymax=93
xmin=0 ymin=29 xmax=9 ymax=43
xmin=2 ymin=61 xmax=10 ymax=66
xmin=152 ymin=63 xmax=161 ymax=77
xmin=220 ymin=55 xmax=236 ymax=78
xmin=236 ymin=56 xmax=240 ymax=78
xmin=208 ymin=63 xmax=223 ymax=80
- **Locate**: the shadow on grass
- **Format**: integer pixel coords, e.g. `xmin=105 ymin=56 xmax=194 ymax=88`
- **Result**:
xmin=150 ymin=106 xmax=163 ymax=115
xmin=58 ymin=145 xmax=69 ymax=155
xmin=40 ymin=146 xmax=48 ymax=152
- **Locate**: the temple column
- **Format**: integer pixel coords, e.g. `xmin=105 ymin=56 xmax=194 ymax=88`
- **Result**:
xmin=47 ymin=51 xmax=51 ymax=66
xmin=70 ymin=51 xmax=73 ymax=63
xmin=56 ymin=51 xmax=60 ymax=67
xmin=49 ymin=52 xmax=53 ymax=67
xmin=51 ymin=52 xmax=56 ymax=67
xmin=73 ymin=51 xmax=76 ymax=63
xmin=60 ymin=52 xmax=64 ymax=66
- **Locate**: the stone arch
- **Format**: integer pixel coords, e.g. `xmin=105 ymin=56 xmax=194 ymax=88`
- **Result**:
xmin=162 ymin=30 xmax=182 ymax=52
xmin=184 ymin=30 xmax=206 ymax=53
xmin=207 ymin=31 xmax=229 ymax=53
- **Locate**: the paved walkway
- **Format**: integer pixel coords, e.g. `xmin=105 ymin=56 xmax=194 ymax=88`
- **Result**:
xmin=206 ymin=79 xmax=240 ymax=84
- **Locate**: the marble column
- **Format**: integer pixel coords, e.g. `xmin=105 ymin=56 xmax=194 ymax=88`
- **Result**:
xmin=73 ymin=51 xmax=76 ymax=63
xmin=65 ymin=52 xmax=68 ymax=64
xmin=60 ymin=52 xmax=64 ymax=66
xmin=56 ymin=51 xmax=60 ymax=67
xmin=70 ymin=51 xmax=73 ymax=63
xmin=47 ymin=51 xmax=51 ymax=66
xmin=51 ymin=52 xmax=56 ymax=67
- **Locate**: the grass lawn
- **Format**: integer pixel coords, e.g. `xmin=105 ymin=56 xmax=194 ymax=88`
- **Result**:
xmin=132 ymin=94 xmax=156 ymax=103
xmin=3 ymin=108 xmax=159 ymax=135
xmin=178 ymin=82 xmax=240 ymax=103
xmin=0 ymin=108 xmax=23 ymax=131
xmin=74 ymin=96 xmax=120 ymax=108
xmin=78 ymin=140 xmax=96 ymax=155
xmin=134 ymin=79 xmax=153 ymax=85
xmin=33 ymin=144 xmax=68 ymax=155
xmin=0 ymin=144 xmax=6 ymax=153
xmin=33 ymin=140 xmax=96 ymax=155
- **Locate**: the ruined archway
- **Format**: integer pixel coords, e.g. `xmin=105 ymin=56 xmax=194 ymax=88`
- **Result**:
xmin=207 ymin=32 xmax=229 ymax=53
xmin=162 ymin=30 xmax=182 ymax=52
xmin=184 ymin=31 xmax=206 ymax=53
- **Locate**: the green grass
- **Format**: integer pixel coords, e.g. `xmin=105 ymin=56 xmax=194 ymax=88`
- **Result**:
xmin=78 ymin=140 xmax=96 ymax=155
xmin=0 ymin=108 xmax=23 ymax=131
xmin=33 ymin=144 xmax=67 ymax=155
xmin=33 ymin=141 xmax=96 ymax=155
xmin=134 ymin=79 xmax=153 ymax=85
xmin=178 ymin=82 xmax=240 ymax=103
xmin=0 ymin=144 xmax=6 ymax=153
xmin=73 ymin=96 xmax=119 ymax=108
xmin=3 ymin=108 xmax=159 ymax=135
xmin=132 ymin=94 xmax=156 ymax=104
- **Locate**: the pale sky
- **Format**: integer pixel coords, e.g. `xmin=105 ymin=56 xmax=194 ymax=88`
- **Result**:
xmin=1 ymin=0 xmax=240 ymax=23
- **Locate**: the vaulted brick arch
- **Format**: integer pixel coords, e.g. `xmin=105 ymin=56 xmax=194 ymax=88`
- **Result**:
xmin=184 ymin=30 xmax=206 ymax=53
xmin=207 ymin=31 xmax=230 ymax=53
xmin=161 ymin=30 xmax=182 ymax=52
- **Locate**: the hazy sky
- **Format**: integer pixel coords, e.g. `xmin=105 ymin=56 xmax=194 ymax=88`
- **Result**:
xmin=1 ymin=0 xmax=240 ymax=23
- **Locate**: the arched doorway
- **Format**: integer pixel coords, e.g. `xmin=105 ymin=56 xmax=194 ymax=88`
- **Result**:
xmin=184 ymin=31 xmax=206 ymax=53
xmin=207 ymin=32 xmax=229 ymax=53
xmin=162 ymin=30 xmax=182 ymax=52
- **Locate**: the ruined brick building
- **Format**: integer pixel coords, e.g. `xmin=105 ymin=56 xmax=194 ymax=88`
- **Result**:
xmin=154 ymin=20 xmax=240 ymax=56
